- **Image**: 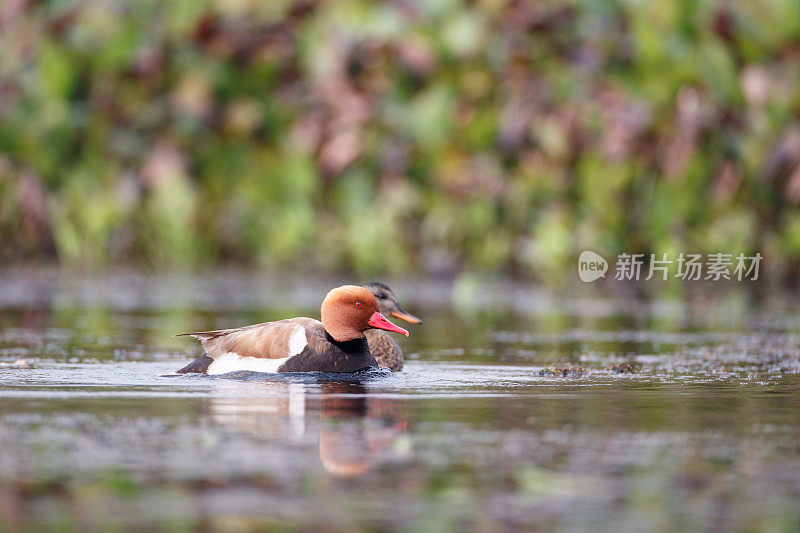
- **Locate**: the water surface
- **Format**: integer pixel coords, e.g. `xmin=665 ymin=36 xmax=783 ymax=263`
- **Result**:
xmin=1 ymin=271 xmax=799 ymax=530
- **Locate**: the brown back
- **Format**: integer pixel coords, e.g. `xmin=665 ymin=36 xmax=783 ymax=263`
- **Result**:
xmin=179 ymin=317 xmax=323 ymax=360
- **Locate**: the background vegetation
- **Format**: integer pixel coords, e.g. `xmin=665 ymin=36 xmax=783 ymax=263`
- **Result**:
xmin=1 ymin=0 xmax=799 ymax=282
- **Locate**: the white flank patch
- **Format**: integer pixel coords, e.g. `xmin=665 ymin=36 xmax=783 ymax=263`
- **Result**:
xmin=288 ymin=326 xmax=308 ymax=356
xmin=207 ymin=352 xmax=290 ymax=375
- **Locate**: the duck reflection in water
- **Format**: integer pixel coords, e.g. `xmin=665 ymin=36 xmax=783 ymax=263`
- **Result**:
xmin=208 ymin=381 xmax=409 ymax=477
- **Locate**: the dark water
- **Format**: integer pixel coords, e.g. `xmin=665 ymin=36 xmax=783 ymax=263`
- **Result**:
xmin=1 ymin=271 xmax=799 ymax=531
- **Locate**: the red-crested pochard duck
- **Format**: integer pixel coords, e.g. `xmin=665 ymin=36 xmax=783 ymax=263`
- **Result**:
xmin=174 ymin=285 xmax=409 ymax=374
xmin=362 ymin=282 xmax=421 ymax=371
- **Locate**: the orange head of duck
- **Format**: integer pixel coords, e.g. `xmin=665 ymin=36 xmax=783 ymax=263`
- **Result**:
xmin=321 ymin=285 xmax=409 ymax=342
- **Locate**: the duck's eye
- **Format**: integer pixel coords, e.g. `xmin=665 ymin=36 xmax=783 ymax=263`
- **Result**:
xmin=355 ymin=301 xmax=363 ymax=308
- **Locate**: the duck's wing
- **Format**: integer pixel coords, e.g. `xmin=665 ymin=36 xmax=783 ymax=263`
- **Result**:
xmin=177 ymin=317 xmax=323 ymax=360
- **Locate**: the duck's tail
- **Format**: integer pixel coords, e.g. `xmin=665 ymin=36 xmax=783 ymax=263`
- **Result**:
xmin=174 ymin=354 xmax=214 ymax=374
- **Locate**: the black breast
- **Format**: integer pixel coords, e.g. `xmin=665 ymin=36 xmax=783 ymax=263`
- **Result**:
xmin=277 ymin=332 xmax=377 ymax=373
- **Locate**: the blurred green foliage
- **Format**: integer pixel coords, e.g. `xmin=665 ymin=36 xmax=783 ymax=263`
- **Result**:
xmin=0 ymin=0 xmax=799 ymax=280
